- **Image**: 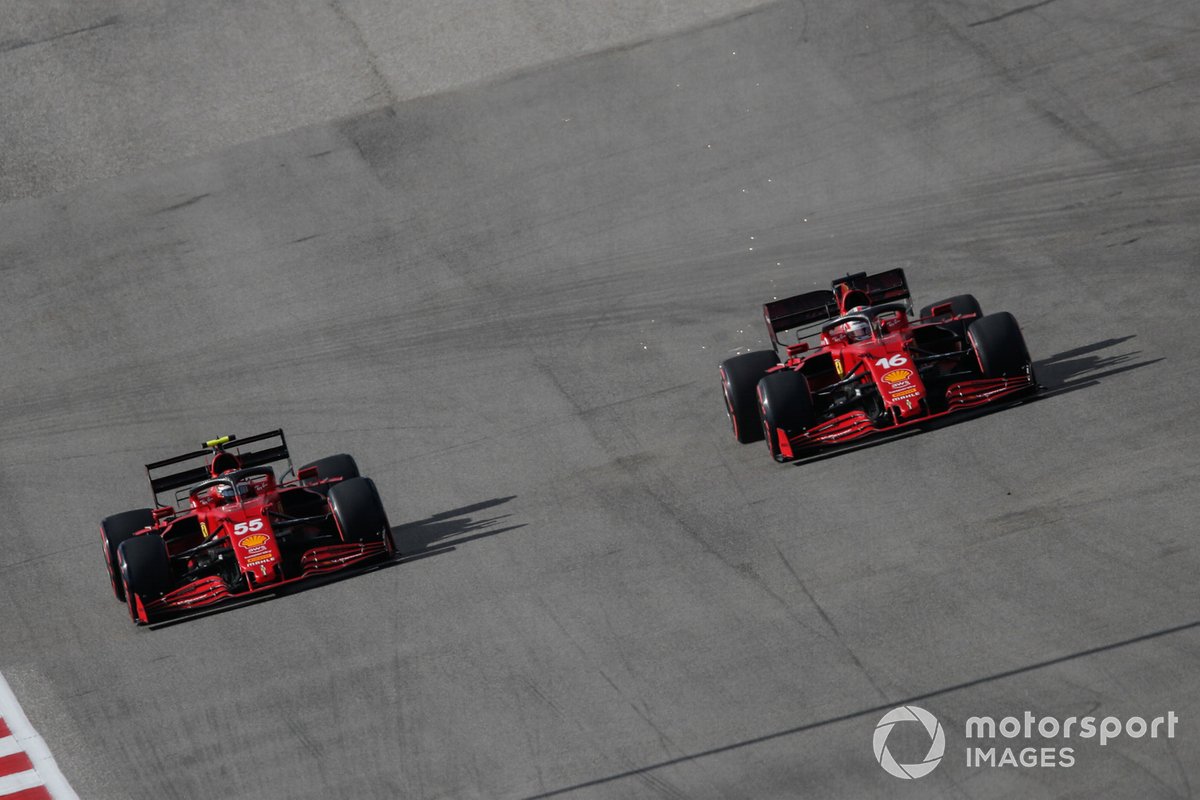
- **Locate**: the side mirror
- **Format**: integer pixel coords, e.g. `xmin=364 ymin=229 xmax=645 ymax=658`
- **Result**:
xmin=297 ymin=465 xmax=319 ymax=481
xmin=151 ymin=506 xmax=175 ymax=523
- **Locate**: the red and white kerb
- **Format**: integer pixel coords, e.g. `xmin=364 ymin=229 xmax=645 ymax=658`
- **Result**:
xmin=0 ymin=674 xmax=79 ymax=800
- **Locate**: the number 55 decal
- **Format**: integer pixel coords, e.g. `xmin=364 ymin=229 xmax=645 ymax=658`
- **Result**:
xmin=875 ymin=354 xmax=908 ymax=368
xmin=234 ymin=519 xmax=264 ymax=535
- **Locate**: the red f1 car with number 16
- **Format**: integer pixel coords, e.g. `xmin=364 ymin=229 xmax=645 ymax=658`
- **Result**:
xmin=719 ymin=269 xmax=1038 ymax=462
xmin=100 ymin=430 xmax=396 ymax=625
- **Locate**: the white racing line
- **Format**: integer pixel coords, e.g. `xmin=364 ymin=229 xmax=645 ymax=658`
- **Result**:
xmin=0 ymin=672 xmax=79 ymax=800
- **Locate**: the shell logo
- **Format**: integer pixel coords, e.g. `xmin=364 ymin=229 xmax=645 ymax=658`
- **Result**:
xmin=239 ymin=533 xmax=270 ymax=549
xmin=882 ymin=368 xmax=913 ymax=384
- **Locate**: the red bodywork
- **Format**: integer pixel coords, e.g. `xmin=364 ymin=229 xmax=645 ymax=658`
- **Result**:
xmin=108 ymin=433 xmax=394 ymax=624
xmin=124 ymin=470 xmax=391 ymax=624
xmin=751 ymin=273 xmax=1036 ymax=459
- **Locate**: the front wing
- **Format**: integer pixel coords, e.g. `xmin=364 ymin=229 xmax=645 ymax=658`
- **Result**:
xmin=775 ymin=375 xmax=1036 ymax=459
xmin=130 ymin=540 xmax=391 ymax=623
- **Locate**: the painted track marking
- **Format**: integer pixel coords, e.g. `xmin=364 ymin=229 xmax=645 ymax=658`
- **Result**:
xmin=0 ymin=674 xmax=78 ymax=800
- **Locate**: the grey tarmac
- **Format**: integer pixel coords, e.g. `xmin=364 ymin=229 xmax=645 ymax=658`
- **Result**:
xmin=1 ymin=1 xmax=1198 ymax=798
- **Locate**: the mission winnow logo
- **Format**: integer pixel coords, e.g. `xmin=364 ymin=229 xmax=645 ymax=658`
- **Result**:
xmin=872 ymin=705 xmax=1179 ymax=778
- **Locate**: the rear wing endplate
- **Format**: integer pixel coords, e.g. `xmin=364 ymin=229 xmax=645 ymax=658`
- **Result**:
xmin=145 ymin=429 xmax=293 ymax=507
xmin=835 ymin=268 xmax=910 ymax=306
xmin=762 ymin=290 xmax=839 ymax=346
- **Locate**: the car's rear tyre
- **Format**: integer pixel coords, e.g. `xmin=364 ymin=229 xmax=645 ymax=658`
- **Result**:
xmin=101 ymin=508 xmax=154 ymax=602
xmin=969 ymin=312 xmax=1033 ymax=378
xmin=757 ymin=371 xmax=816 ymax=462
xmin=118 ymin=535 xmax=171 ymax=625
xmin=920 ymin=294 xmax=982 ymax=321
xmin=299 ymin=454 xmax=360 ymax=494
xmin=719 ymin=350 xmax=780 ymax=444
xmin=329 ymin=477 xmax=394 ymax=552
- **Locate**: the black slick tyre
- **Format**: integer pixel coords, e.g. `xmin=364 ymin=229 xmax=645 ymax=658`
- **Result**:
xmin=719 ymin=350 xmax=780 ymax=444
xmin=968 ymin=312 xmax=1033 ymax=378
xmin=328 ymin=477 xmax=393 ymax=549
xmin=101 ymin=508 xmax=154 ymax=602
xmin=757 ymin=371 xmax=816 ymax=462
xmin=118 ymin=534 xmax=171 ymax=625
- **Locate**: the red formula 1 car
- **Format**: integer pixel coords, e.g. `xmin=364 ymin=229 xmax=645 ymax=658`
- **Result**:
xmin=719 ymin=269 xmax=1037 ymax=462
xmin=100 ymin=430 xmax=396 ymax=625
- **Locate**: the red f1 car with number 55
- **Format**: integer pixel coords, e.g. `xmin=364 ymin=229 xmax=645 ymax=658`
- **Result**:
xmin=719 ymin=269 xmax=1038 ymax=462
xmin=100 ymin=430 xmax=396 ymax=625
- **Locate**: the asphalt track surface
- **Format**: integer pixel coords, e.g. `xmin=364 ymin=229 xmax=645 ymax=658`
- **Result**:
xmin=2 ymin=1 xmax=1199 ymax=798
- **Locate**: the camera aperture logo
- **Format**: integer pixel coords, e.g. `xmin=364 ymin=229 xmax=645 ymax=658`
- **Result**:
xmin=873 ymin=706 xmax=945 ymax=779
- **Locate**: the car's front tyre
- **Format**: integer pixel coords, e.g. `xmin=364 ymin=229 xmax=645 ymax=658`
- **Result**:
xmin=757 ymin=370 xmax=816 ymax=462
xmin=968 ymin=312 xmax=1033 ymax=379
xmin=719 ymin=350 xmax=780 ymax=444
xmin=101 ymin=508 xmax=154 ymax=602
xmin=118 ymin=534 xmax=172 ymax=626
xmin=329 ymin=477 xmax=395 ymax=555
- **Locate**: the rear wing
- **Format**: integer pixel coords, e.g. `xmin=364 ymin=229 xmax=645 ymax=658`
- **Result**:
xmin=763 ymin=269 xmax=913 ymax=347
xmin=762 ymin=290 xmax=839 ymax=346
xmin=835 ymin=268 xmax=911 ymax=306
xmin=145 ymin=429 xmax=294 ymax=507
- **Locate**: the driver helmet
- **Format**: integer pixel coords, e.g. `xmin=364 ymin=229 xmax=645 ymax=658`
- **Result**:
xmin=209 ymin=451 xmax=241 ymax=477
xmin=208 ymin=483 xmax=237 ymax=506
xmin=839 ymin=307 xmax=871 ymax=342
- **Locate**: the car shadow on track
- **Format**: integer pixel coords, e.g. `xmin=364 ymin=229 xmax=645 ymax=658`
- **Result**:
xmin=1031 ymin=335 xmax=1162 ymax=400
xmin=519 ymin=615 xmax=1200 ymax=799
xmin=147 ymin=497 xmax=524 ymax=629
xmin=788 ymin=336 xmax=1161 ymax=467
xmin=390 ymin=495 xmax=526 ymax=560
